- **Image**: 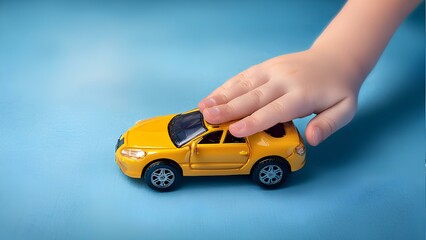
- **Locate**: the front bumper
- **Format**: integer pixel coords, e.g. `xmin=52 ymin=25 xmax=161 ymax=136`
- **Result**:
xmin=115 ymin=133 xmax=143 ymax=178
xmin=115 ymin=153 xmax=144 ymax=178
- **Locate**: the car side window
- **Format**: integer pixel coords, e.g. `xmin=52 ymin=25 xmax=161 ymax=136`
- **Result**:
xmin=224 ymin=131 xmax=246 ymax=143
xmin=199 ymin=131 xmax=223 ymax=144
xmin=264 ymin=123 xmax=285 ymax=138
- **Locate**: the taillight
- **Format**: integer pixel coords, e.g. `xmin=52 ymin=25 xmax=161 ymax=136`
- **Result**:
xmin=295 ymin=143 xmax=306 ymax=156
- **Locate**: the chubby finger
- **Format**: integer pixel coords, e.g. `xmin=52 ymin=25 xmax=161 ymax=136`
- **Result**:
xmin=207 ymin=65 xmax=263 ymax=98
xmin=228 ymin=92 xmax=309 ymax=137
xmin=198 ymin=67 xmax=267 ymax=112
xmin=202 ymin=83 xmax=285 ymax=124
xmin=305 ymin=98 xmax=357 ymax=146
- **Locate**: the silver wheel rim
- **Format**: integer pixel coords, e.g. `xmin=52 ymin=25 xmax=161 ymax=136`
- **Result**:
xmin=151 ymin=168 xmax=175 ymax=188
xmin=259 ymin=164 xmax=283 ymax=185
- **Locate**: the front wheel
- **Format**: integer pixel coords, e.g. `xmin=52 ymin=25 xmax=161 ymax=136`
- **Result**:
xmin=251 ymin=158 xmax=290 ymax=189
xmin=144 ymin=161 xmax=181 ymax=192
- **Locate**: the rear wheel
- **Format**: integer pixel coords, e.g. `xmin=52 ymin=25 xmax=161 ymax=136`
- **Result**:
xmin=144 ymin=161 xmax=181 ymax=192
xmin=252 ymin=158 xmax=290 ymax=189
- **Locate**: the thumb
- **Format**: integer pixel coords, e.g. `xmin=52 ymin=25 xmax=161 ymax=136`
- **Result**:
xmin=305 ymin=99 xmax=357 ymax=146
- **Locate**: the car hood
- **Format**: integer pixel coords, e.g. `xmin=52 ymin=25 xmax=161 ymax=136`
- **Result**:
xmin=126 ymin=114 xmax=177 ymax=149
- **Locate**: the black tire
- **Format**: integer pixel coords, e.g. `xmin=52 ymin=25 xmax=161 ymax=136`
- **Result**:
xmin=251 ymin=158 xmax=290 ymax=189
xmin=144 ymin=161 xmax=181 ymax=192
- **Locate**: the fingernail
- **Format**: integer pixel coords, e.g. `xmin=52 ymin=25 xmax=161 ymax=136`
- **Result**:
xmin=313 ymin=126 xmax=323 ymax=145
xmin=231 ymin=121 xmax=246 ymax=132
xmin=206 ymin=107 xmax=220 ymax=116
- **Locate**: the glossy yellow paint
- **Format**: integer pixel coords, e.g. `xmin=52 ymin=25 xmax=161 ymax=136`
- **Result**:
xmin=115 ymin=109 xmax=306 ymax=179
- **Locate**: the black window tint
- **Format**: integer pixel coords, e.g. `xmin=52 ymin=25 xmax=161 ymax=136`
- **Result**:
xmin=168 ymin=111 xmax=207 ymax=147
xmin=224 ymin=131 xmax=246 ymax=143
xmin=264 ymin=123 xmax=285 ymax=138
xmin=199 ymin=131 xmax=223 ymax=144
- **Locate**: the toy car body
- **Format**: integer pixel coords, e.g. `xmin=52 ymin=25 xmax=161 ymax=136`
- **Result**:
xmin=115 ymin=109 xmax=306 ymax=191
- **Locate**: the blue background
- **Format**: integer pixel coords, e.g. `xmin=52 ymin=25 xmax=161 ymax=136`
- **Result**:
xmin=0 ymin=0 xmax=424 ymax=239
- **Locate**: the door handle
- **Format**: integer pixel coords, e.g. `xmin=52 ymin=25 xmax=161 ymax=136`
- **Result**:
xmin=239 ymin=151 xmax=248 ymax=156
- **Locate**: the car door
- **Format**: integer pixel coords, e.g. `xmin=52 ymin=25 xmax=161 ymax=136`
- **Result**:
xmin=190 ymin=130 xmax=250 ymax=170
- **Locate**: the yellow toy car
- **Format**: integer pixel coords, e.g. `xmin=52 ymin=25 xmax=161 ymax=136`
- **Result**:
xmin=115 ymin=109 xmax=306 ymax=191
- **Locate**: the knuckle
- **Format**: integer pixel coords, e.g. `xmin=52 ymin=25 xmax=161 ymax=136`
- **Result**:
xmin=249 ymin=89 xmax=264 ymax=106
xmin=238 ymin=69 xmax=251 ymax=81
xmin=214 ymin=93 xmax=229 ymax=104
xmin=244 ymin=115 xmax=260 ymax=129
xmin=269 ymin=101 xmax=285 ymax=115
xmin=238 ymin=78 xmax=253 ymax=91
xmin=223 ymin=103 xmax=236 ymax=116
xmin=218 ymin=85 xmax=228 ymax=92
xmin=236 ymin=70 xmax=253 ymax=90
xmin=321 ymin=116 xmax=338 ymax=135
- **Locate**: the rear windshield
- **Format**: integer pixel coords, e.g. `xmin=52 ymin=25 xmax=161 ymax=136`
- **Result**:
xmin=264 ymin=123 xmax=285 ymax=138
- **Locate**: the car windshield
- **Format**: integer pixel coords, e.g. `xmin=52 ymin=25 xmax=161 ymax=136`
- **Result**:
xmin=168 ymin=111 xmax=207 ymax=147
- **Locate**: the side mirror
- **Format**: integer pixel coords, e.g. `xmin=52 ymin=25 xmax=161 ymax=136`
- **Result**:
xmin=191 ymin=141 xmax=198 ymax=155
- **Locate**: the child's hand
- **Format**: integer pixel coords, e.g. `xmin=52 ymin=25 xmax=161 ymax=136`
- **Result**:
xmin=198 ymin=49 xmax=362 ymax=146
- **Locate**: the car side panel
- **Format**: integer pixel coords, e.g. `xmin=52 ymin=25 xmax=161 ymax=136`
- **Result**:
xmin=116 ymin=120 xmax=305 ymax=178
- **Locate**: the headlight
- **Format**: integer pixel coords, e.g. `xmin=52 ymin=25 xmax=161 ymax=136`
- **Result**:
xmin=121 ymin=148 xmax=146 ymax=160
xmin=295 ymin=143 xmax=306 ymax=156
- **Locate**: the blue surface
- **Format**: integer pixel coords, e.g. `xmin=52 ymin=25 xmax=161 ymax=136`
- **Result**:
xmin=0 ymin=1 xmax=424 ymax=239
